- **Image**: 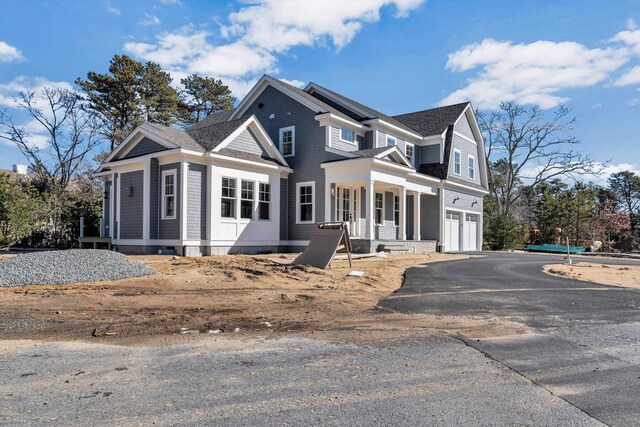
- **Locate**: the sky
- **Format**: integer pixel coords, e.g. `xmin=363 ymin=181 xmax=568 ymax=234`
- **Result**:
xmin=0 ymin=0 xmax=639 ymax=184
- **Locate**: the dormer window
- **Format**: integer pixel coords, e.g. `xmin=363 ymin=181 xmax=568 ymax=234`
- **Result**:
xmin=387 ymin=136 xmax=396 ymax=147
xmin=405 ymin=143 xmax=414 ymax=164
xmin=340 ymin=128 xmax=355 ymax=144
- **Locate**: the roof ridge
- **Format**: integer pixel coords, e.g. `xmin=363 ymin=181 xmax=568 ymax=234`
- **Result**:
xmin=392 ymin=102 xmax=470 ymax=118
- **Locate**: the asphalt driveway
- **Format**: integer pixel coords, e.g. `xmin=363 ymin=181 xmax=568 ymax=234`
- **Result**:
xmin=380 ymin=252 xmax=640 ymax=426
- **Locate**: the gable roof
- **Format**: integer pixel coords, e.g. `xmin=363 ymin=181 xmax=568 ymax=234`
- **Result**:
xmin=189 ymin=109 xmax=235 ymax=131
xmin=392 ymin=102 xmax=470 ymax=137
xmin=306 ymin=82 xmax=420 ymax=136
xmin=143 ymin=123 xmax=204 ymax=152
xmin=186 ymin=116 xmax=250 ymax=152
xmin=229 ymin=75 xmax=357 ymax=125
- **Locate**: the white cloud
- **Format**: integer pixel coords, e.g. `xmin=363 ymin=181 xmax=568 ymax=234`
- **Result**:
xmin=0 ymin=77 xmax=76 ymax=150
xmin=629 ymin=97 xmax=640 ymax=106
xmin=591 ymin=103 xmax=602 ymax=109
xmin=611 ymin=28 xmax=640 ymax=55
xmin=159 ymin=0 xmax=181 ymax=4
xmin=614 ymin=65 xmax=640 ymax=86
xmin=0 ymin=41 xmax=25 ymax=62
xmin=628 ymin=18 xmax=638 ymax=31
xmin=441 ymin=38 xmax=628 ymax=109
xmin=124 ymin=0 xmax=424 ymax=97
xmin=582 ymin=162 xmax=640 ymax=185
xmin=140 ymin=13 xmax=161 ymax=26
xmin=105 ymin=1 xmax=121 ymax=15
xmin=279 ymin=78 xmax=305 ymax=88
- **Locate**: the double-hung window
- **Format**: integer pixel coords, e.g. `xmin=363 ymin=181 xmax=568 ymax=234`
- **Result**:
xmin=279 ymin=126 xmax=295 ymax=157
xmin=375 ymin=193 xmax=384 ymax=225
xmin=297 ymin=182 xmax=314 ymax=223
xmin=394 ymin=195 xmax=400 ymax=226
xmin=240 ymin=180 xmax=254 ymax=219
xmin=161 ymin=170 xmax=176 ymax=220
xmin=221 ymin=177 xmax=236 ymax=219
xmin=453 ymin=149 xmax=461 ymax=175
xmin=340 ymin=128 xmax=355 ymax=144
xmin=468 ymin=155 xmax=475 ymax=180
xmin=258 ymin=183 xmax=271 ymax=221
xmin=405 ymin=143 xmax=414 ymax=164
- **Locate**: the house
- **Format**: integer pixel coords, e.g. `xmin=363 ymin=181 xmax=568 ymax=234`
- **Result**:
xmin=94 ymin=75 xmax=488 ymax=256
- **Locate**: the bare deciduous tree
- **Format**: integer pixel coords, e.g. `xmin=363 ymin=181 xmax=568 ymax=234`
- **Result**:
xmin=0 ymin=88 xmax=102 ymax=189
xmin=478 ymin=101 xmax=602 ymax=215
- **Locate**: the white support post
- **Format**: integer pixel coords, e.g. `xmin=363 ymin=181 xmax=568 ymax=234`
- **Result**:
xmin=366 ymin=179 xmax=375 ymax=240
xmin=414 ymin=191 xmax=421 ymax=240
xmin=324 ymin=174 xmax=331 ymax=223
xmin=399 ymin=187 xmax=406 ymax=241
xmin=109 ymin=174 xmax=114 ymax=239
xmin=116 ymin=173 xmax=121 ymax=240
xmin=206 ymin=164 xmax=213 ymax=243
xmin=181 ymin=162 xmax=188 ymax=241
xmin=142 ymin=158 xmax=150 ymax=240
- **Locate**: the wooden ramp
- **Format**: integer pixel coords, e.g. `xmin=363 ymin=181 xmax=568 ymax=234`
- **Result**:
xmin=292 ymin=222 xmax=353 ymax=269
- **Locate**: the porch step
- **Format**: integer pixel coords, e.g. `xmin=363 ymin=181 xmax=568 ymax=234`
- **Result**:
xmin=380 ymin=243 xmax=410 ymax=254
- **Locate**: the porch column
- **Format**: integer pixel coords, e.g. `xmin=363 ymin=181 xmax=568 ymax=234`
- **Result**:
xmin=399 ymin=187 xmax=406 ymax=240
xmin=366 ymin=180 xmax=375 ymax=240
xmin=142 ymin=157 xmax=150 ymax=240
xmin=414 ymin=191 xmax=421 ymax=240
xmin=324 ymin=174 xmax=331 ymax=223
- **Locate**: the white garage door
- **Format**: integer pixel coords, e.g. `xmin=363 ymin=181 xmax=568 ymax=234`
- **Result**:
xmin=464 ymin=214 xmax=478 ymax=251
xmin=445 ymin=212 xmax=460 ymax=252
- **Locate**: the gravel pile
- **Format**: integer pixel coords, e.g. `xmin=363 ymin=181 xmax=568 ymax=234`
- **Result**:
xmin=0 ymin=249 xmax=157 ymax=287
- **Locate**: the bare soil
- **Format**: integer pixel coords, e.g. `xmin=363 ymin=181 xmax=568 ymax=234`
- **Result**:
xmin=544 ymin=262 xmax=640 ymax=288
xmin=0 ymin=253 xmax=529 ymax=344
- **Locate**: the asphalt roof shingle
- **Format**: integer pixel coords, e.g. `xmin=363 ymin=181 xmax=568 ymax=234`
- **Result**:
xmin=392 ymin=102 xmax=470 ymax=137
xmin=189 ymin=109 xmax=235 ymax=130
xmin=186 ymin=116 xmax=250 ymax=152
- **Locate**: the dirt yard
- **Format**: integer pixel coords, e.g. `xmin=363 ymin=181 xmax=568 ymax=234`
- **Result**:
xmin=544 ymin=262 xmax=640 ymax=288
xmin=0 ymin=252 xmax=529 ymax=343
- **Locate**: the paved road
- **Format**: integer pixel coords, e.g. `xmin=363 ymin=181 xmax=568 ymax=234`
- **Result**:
xmin=381 ymin=252 xmax=640 ymax=426
xmin=0 ymin=336 xmax=601 ymax=426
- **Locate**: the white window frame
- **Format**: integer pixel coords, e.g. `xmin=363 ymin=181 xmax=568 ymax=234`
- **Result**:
xmin=453 ymin=149 xmax=462 ymax=176
xmin=468 ymin=155 xmax=475 ymax=180
xmin=339 ymin=127 xmax=357 ymax=145
xmin=240 ymin=180 xmax=255 ymax=220
xmin=161 ymin=169 xmax=177 ymax=220
xmin=221 ymin=176 xmax=237 ymax=219
xmin=258 ymin=182 xmax=271 ymax=222
xmin=279 ymin=126 xmax=295 ymax=157
xmin=405 ymin=142 xmax=415 ymax=164
xmin=296 ymin=181 xmax=315 ymax=224
xmin=387 ymin=136 xmax=396 ymax=147
xmin=374 ymin=192 xmax=384 ymax=225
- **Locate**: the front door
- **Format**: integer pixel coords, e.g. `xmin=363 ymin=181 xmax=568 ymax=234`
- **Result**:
xmin=336 ymin=186 xmax=359 ymax=237
xmin=445 ymin=211 xmax=460 ymax=252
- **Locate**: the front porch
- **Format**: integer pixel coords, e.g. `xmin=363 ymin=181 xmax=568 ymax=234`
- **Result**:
xmin=322 ymin=155 xmax=440 ymax=249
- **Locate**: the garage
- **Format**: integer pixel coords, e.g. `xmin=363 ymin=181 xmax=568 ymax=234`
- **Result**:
xmin=444 ymin=211 xmax=460 ymax=252
xmin=464 ymin=213 xmax=479 ymax=251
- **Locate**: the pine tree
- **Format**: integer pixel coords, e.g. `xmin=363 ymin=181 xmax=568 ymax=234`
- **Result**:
xmin=180 ymin=74 xmax=235 ymax=125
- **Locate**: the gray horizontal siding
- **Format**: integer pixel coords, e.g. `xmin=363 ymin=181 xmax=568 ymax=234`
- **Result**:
xmin=421 ymin=144 xmax=440 ymax=163
xmin=420 ymin=193 xmax=440 ymax=240
xmin=119 ymin=170 xmax=144 ymax=239
xmin=123 ymin=137 xmax=168 ymax=159
xmin=187 ymin=163 xmax=206 ymax=240
xmin=226 ymin=128 xmax=266 ymax=156
xmin=376 ymin=191 xmax=398 ymax=240
xmin=102 ymin=181 xmax=111 ymax=237
xmin=448 ymin=134 xmax=479 ymax=184
xmin=377 ymin=130 xmax=406 ymax=155
xmin=444 ymin=188 xmax=483 ymax=212
xmin=455 ymin=113 xmax=476 ymax=141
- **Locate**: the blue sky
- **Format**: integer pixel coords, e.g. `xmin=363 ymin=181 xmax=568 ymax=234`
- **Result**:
xmin=1 ymin=0 xmax=639 ymax=183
